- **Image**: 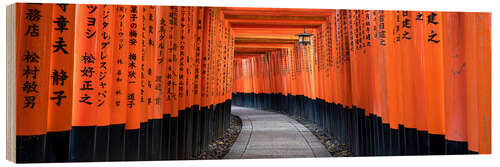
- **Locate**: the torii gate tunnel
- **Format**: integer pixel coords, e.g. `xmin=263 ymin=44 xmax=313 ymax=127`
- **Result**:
xmin=9 ymin=3 xmax=490 ymax=163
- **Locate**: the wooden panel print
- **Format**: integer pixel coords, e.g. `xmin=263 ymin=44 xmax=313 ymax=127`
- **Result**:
xmin=6 ymin=2 xmax=491 ymax=163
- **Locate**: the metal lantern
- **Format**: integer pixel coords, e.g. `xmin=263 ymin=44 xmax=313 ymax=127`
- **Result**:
xmin=296 ymin=28 xmax=313 ymax=45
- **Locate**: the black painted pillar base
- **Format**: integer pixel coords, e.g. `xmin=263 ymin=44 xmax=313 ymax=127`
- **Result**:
xmin=139 ymin=122 xmax=148 ymax=160
xmin=70 ymin=126 xmax=95 ymax=162
xmin=429 ymin=134 xmax=446 ymax=155
xmin=45 ymin=131 xmax=70 ymax=162
xmin=168 ymin=117 xmax=179 ymax=160
xmin=124 ymin=129 xmax=139 ymax=161
xmin=109 ymin=124 xmax=125 ymax=161
xmin=161 ymin=114 xmax=171 ymax=160
xmin=94 ymin=126 xmax=110 ymax=161
xmin=417 ymin=130 xmax=430 ymax=155
xmin=446 ymin=140 xmax=469 ymax=155
xmin=17 ymin=134 xmax=46 ymax=163
xmin=405 ymin=127 xmax=418 ymax=155
xmin=149 ymin=118 xmax=163 ymax=160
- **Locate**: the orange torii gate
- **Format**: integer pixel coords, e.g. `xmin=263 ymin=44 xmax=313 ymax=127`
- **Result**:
xmin=9 ymin=3 xmax=491 ymax=163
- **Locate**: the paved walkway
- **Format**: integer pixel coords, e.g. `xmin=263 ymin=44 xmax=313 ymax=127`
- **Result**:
xmin=225 ymin=106 xmax=331 ymax=159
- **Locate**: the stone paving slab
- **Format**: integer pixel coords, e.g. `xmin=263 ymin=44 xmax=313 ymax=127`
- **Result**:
xmin=225 ymin=106 xmax=331 ymax=159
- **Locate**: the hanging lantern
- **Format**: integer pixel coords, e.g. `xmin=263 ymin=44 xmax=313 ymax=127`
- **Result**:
xmin=296 ymin=28 xmax=313 ymax=45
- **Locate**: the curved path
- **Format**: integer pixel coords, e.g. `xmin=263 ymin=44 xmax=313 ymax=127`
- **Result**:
xmin=225 ymin=106 xmax=331 ymax=159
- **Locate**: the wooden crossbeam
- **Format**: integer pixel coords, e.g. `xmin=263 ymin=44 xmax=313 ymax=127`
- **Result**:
xmin=221 ymin=7 xmax=334 ymax=17
xmin=235 ymin=38 xmax=298 ymax=44
xmin=230 ymin=23 xmax=320 ymax=29
xmin=235 ymin=42 xmax=295 ymax=49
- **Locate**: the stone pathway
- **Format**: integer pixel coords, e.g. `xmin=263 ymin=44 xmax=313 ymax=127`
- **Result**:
xmin=225 ymin=106 xmax=331 ymax=159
